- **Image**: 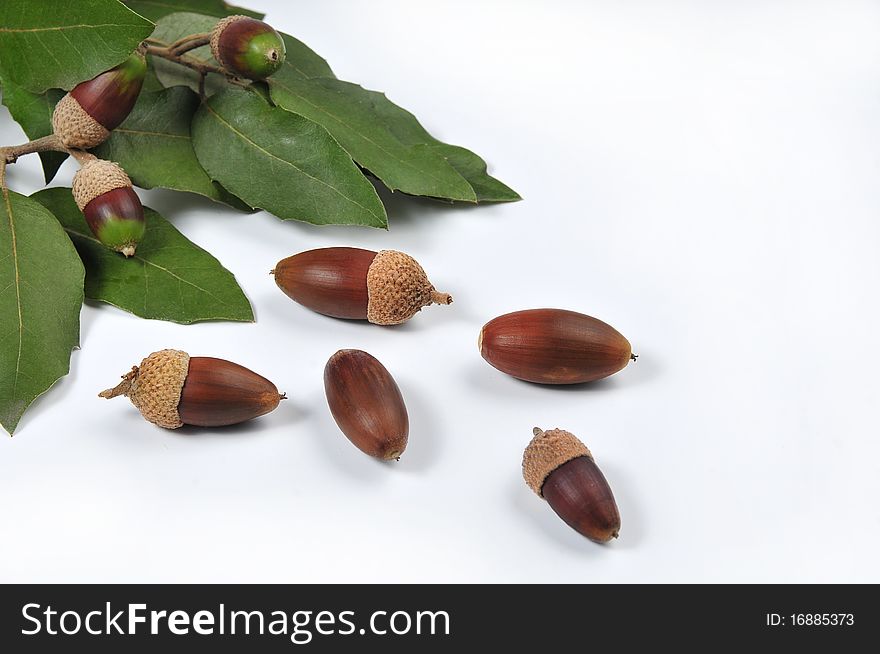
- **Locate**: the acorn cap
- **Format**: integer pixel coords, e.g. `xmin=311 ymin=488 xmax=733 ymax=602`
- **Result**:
xmin=52 ymin=93 xmax=110 ymax=149
xmin=209 ymin=15 xmax=246 ymax=65
xmin=72 ymin=159 xmax=133 ymax=211
xmin=523 ymin=428 xmax=593 ymax=497
xmin=366 ymin=250 xmax=452 ymax=325
xmin=99 ymin=349 xmax=190 ymax=429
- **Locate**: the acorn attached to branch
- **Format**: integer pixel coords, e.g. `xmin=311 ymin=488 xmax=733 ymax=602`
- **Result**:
xmin=210 ymin=15 xmax=286 ymax=80
xmin=523 ymin=428 xmax=621 ymax=543
xmin=52 ymin=52 xmax=147 ymax=149
xmin=72 ymin=158 xmax=145 ymax=257
xmin=272 ymin=247 xmax=452 ymax=325
xmin=100 ymin=350 xmax=284 ymax=429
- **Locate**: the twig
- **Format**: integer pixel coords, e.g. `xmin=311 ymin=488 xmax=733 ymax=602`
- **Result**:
xmin=1 ymin=134 xmax=65 ymax=165
xmin=143 ymin=44 xmax=249 ymax=88
xmin=169 ymin=33 xmax=211 ymax=56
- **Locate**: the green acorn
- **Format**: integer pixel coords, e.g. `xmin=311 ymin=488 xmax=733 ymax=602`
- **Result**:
xmin=52 ymin=52 xmax=147 ymax=149
xmin=72 ymin=159 xmax=145 ymax=257
xmin=210 ymin=15 xmax=286 ymax=79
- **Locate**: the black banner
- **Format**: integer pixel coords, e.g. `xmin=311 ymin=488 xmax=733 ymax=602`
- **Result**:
xmin=0 ymin=584 xmax=873 ymax=651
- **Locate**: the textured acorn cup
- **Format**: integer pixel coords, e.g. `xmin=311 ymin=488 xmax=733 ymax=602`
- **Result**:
xmin=210 ymin=15 xmax=286 ymax=79
xmin=324 ymin=349 xmax=409 ymax=460
xmin=479 ymin=309 xmax=634 ymax=384
xmin=99 ymin=350 xmax=283 ymax=429
xmin=72 ymin=159 xmax=145 ymax=256
xmin=52 ymin=52 xmax=147 ymax=149
xmin=524 ymin=428 xmax=620 ymax=543
xmin=273 ymin=247 xmax=452 ymax=325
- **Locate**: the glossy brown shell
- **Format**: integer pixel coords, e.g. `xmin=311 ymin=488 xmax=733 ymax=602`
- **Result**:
xmin=480 ymin=309 xmax=632 ymax=384
xmin=323 ymin=349 xmax=408 ymax=459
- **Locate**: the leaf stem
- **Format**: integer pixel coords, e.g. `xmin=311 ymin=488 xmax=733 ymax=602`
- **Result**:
xmin=1 ymin=135 xmax=65 ymax=165
xmin=143 ymin=44 xmax=249 ymax=88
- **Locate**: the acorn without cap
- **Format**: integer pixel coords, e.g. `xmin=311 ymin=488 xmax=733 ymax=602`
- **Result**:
xmin=273 ymin=247 xmax=452 ymax=325
xmin=523 ymin=428 xmax=620 ymax=543
xmin=210 ymin=15 xmax=286 ymax=80
xmin=324 ymin=349 xmax=409 ymax=460
xmin=72 ymin=158 xmax=145 ymax=257
xmin=480 ymin=309 xmax=634 ymax=384
xmin=52 ymin=52 xmax=147 ymax=149
xmin=100 ymin=349 xmax=284 ymax=428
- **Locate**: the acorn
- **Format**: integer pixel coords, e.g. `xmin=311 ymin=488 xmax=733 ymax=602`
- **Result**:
xmin=52 ymin=52 xmax=147 ymax=149
xmin=210 ymin=15 xmax=286 ymax=80
xmin=99 ymin=349 xmax=284 ymax=428
xmin=479 ymin=308 xmax=634 ymax=384
xmin=72 ymin=158 xmax=145 ymax=257
xmin=324 ymin=349 xmax=408 ymax=460
xmin=523 ymin=428 xmax=621 ymax=543
xmin=273 ymin=247 xmax=452 ymax=325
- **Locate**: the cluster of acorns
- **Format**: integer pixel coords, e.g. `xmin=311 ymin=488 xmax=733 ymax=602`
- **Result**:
xmin=101 ymin=247 xmax=632 ymax=544
xmin=50 ymin=16 xmax=286 ymax=256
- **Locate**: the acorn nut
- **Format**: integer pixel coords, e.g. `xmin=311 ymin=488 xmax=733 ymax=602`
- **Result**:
xmin=524 ymin=428 xmax=621 ymax=543
xmin=52 ymin=52 xmax=147 ymax=149
xmin=100 ymin=349 xmax=284 ymax=428
xmin=324 ymin=349 xmax=409 ymax=460
xmin=273 ymin=247 xmax=452 ymax=325
xmin=479 ymin=308 xmax=634 ymax=384
xmin=72 ymin=158 xmax=145 ymax=256
xmin=210 ymin=15 xmax=286 ymax=80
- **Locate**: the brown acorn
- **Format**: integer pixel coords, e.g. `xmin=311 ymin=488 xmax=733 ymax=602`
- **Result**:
xmin=99 ymin=350 xmax=283 ymax=428
xmin=523 ymin=428 xmax=620 ymax=543
xmin=479 ymin=309 xmax=634 ymax=384
xmin=273 ymin=247 xmax=452 ymax=325
xmin=72 ymin=158 xmax=145 ymax=256
xmin=52 ymin=52 xmax=147 ymax=149
xmin=210 ymin=15 xmax=286 ymax=80
xmin=324 ymin=349 xmax=408 ymax=460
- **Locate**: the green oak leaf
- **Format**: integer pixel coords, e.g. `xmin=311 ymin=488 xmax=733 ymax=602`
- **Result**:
xmin=0 ymin=77 xmax=67 ymax=183
xmin=149 ymin=13 xmax=333 ymax=94
xmin=318 ymin=79 xmax=519 ymax=202
xmin=142 ymin=59 xmax=165 ymax=92
xmin=269 ymin=32 xmax=336 ymax=83
xmin=192 ymin=87 xmax=386 ymax=228
xmin=32 ymin=188 xmax=254 ymax=324
xmin=269 ymin=78 xmax=478 ymax=202
xmin=0 ymin=190 xmax=84 ymax=435
xmin=122 ymin=1 xmax=263 ymax=22
xmin=427 ymin=142 xmax=520 ymax=203
xmin=0 ymin=0 xmax=154 ymax=93
xmin=92 ymin=86 xmax=249 ymax=209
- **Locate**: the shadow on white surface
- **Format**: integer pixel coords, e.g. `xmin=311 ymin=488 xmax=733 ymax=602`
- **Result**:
xmin=393 ymin=379 xmax=442 ymax=474
xmin=172 ymin=408 xmax=297 ymax=438
xmin=307 ymin=389 xmax=394 ymax=483
xmin=595 ymin=459 xmax=646 ymax=550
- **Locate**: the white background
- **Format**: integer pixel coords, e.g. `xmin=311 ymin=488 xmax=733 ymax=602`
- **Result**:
xmin=2 ymin=0 xmax=879 ymax=583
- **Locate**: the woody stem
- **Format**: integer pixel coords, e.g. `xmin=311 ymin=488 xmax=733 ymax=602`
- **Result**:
xmin=169 ymin=33 xmax=211 ymax=56
xmin=143 ymin=44 xmax=249 ymax=88
xmin=1 ymin=134 xmax=66 ymax=164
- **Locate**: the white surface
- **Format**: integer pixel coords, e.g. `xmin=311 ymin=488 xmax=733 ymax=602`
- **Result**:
xmin=2 ymin=0 xmax=880 ymax=583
